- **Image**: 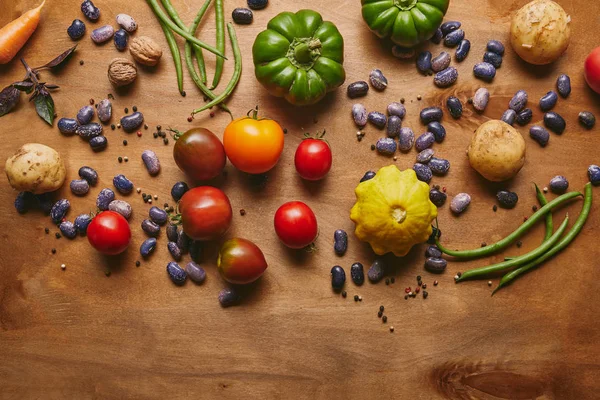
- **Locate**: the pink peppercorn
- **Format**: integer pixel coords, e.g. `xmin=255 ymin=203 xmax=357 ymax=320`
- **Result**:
xmin=137 ymin=131 xmax=142 ymax=137
xmin=404 ymin=287 xmax=411 ymax=293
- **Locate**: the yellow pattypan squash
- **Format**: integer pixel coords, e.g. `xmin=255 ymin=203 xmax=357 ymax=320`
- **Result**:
xmin=350 ymin=165 xmax=438 ymax=257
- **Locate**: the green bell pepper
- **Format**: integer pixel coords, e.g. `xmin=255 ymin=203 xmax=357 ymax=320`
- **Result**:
xmin=362 ymin=0 xmax=450 ymax=48
xmin=252 ymin=10 xmax=345 ymax=106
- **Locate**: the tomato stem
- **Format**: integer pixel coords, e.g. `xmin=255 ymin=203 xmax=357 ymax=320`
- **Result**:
xmin=167 ymin=127 xmax=184 ymax=140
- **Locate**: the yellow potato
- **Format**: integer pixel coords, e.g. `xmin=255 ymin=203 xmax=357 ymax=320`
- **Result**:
xmin=5 ymin=143 xmax=66 ymax=194
xmin=510 ymin=0 xmax=571 ymax=65
xmin=467 ymin=120 xmax=526 ymax=182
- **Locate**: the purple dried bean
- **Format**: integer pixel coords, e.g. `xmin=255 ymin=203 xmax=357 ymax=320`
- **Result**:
xmin=141 ymin=150 xmax=160 ymax=176
xmin=387 ymin=102 xmax=406 ymax=119
xmin=434 ymin=67 xmax=458 ymax=87
xmin=431 ymin=52 xmax=451 ymax=72
xmin=333 ymin=229 xmax=348 ymax=256
xmin=90 ymin=25 xmax=114 ymax=44
xmin=413 ymin=163 xmax=433 ymax=183
xmin=108 ymin=200 xmax=132 ymax=219
xmin=398 ymin=127 xmax=415 ymax=152
xmin=77 ymin=105 xmax=94 ymax=124
xmin=141 ymin=219 xmax=160 ymax=237
xmin=58 ymin=118 xmax=78 ymax=135
xmin=376 ymin=138 xmax=397 ymax=155
xmin=113 ymin=174 xmax=133 ymax=194
xmin=96 ymin=188 xmax=115 ymax=211
xmin=347 ymin=81 xmax=369 ymax=98
xmin=472 ymin=88 xmax=490 ymax=112
xmin=167 ymin=262 xmax=187 ymax=285
xmin=473 ymin=62 xmax=496 ymax=82
xmin=50 ymin=199 xmax=70 ymax=224
xmin=350 ymin=262 xmax=364 ymax=285
xmin=140 ymin=238 xmax=157 ymax=258
xmin=70 ymin=179 xmax=90 ymax=196
xmin=78 ymin=166 xmax=98 ymax=185
xmin=369 ymin=69 xmax=388 ymax=91
xmin=417 ymin=148 xmax=434 ymax=163
xmin=454 ymin=39 xmax=470 ymax=62
xmin=529 ymin=125 xmax=550 ymax=147
xmin=387 ymin=115 xmax=402 ymax=137
xmin=446 ymin=96 xmax=462 ymax=118
xmin=415 ymin=132 xmax=435 ymax=151
xmin=186 ymin=262 xmax=206 ymax=284
xmin=368 ymin=111 xmax=386 ymax=129
xmin=59 ymin=221 xmax=77 ymax=239
xmin=331 ymin=265 xmax=346 ymax=290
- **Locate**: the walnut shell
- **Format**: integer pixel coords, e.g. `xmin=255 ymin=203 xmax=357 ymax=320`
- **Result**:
xmin=108 ymin=58 xmax=137 ymax=87
xmin=129 ymin=36 xmax=162 ymax=66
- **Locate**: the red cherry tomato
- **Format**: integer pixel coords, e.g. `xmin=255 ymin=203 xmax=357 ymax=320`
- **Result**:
xmin=179 ymin=186 xmax=232 ymax=241
xmin=173 ymin=128 xmax=226 ymax=181
xmin=274 ymin=201 xmax=318 ymax=249
xmin=585 ymin=47 xmax=600 ymax=94
xmin=87 ymin=211 xmax=131 ymax=255
xmin=294 ymin=136 xmax=332 ymax=181
xmin=218 ymin=238 xmax=268 ymax=284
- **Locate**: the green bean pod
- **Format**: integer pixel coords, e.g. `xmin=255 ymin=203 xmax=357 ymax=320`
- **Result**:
xmin=211 ymin=0 xmax=225 ymax=89
xmin=146 ymin=0 xmax=227 ymax=59
xmin=493 ymin=183 xmax=593 ymax=295
xmin=191 ymin=23 xmax=242 ymax=116
xmin=456 ymin=214 xmax=570 ymax=282
xmin=189 ymin=0 xmax=212 ymax=84
xmin=436 ymin=190 xmax=582 ymax=259
xmin=158 ymin=18 xmax=184 ymax=95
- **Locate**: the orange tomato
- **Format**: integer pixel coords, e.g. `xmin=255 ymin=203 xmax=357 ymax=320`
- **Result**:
xmin=223 ymin=108 xmax=284 ymax=174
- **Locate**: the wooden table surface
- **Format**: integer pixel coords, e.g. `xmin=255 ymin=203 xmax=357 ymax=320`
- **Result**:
xmin=1 ymin=0 xmax=600 ymax=398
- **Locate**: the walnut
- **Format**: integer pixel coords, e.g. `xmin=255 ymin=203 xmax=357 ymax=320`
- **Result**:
xmin=108 ymin=58 xmax=137 ymax=87
xmin=129 ymin=36 xmax=162 ymax=66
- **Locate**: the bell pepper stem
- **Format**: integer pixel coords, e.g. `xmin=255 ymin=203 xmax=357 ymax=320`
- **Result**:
xmin=294 ymin=39 xmax=322 ymax=64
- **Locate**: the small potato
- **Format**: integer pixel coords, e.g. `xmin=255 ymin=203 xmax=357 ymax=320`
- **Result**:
xmin=467 ymin=120 xmax=526 ymax=182
xmin=510 ymin=0 xmax=571 ymax=65
xmin=5 ymin=143 xmax=66 ymax=194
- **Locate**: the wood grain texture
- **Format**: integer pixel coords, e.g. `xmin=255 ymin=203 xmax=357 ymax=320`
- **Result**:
xmin=1 ymin=0 xmax=600 ymax=398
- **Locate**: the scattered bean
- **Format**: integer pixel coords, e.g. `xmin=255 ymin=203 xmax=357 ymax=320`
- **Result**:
xmin=57 ymin=118 xmax=78 ymax=135
xmin=529 ymin=125 xmax=550 ymax=147
xmin=450 ymin=193 xmax=471 ymax=214
xmin=148 ymin=206 xmax=167 ymax=225
xmin=398 ymin=127 xmax=415 ymax=152
xmin=50 ymin=199 xmax=70 ymax=224
xmin=454 ymin=39 xmax=470 ymax=62
xmin=141 ymin=150 xmax=160 ymax=176
xmin=333 ymin=229 xmax=348 ymax=256
xmin=176 ymin=230 xmax=191 ymax=253
xmin=515 ymin=108 xmax=533 ymax=126
xmin=425 ymin=257 xmax=447 ymax=273
xmin=443 ymin=29 xmax=464 ymax=47
xmin=120 ymin=112 xmax=144 ymax=132
xmin=428 ymin=157 xmax=450 ymax=176
xmin=347 ymin=81 xmax=368 ymax=98
xmin=186 ymin=262 xmax=206 ymax=283
xmin=549 ymin=175 xmax=569 ymax=194
xmin=588 ymin=165 xmax=600 ymax=186
xmin=166 ymin=262 xmax=187 ymax=285
xmin=496 ymin=190 xmax=519 ymax=208
xmin=544 ymin=112 xmax=566 ymax=134
xmin=67 ymin=19 xmax=86 ymax=40
xmin=76 ymin=122 xmax=103 ymax=140
xmin=74 ymin=213 xmax=92 ymax=235
xmin=108 ymin=200 xmax=132 ymax=219
xmin=171 ymin=181 xmax=189 ymax=201
xmin=472 ymin=88 xmax=490 ymax=112
xmin=417 ymin=148 xmax=434 ymax=163
xmin=232 ymin=7 xmax=253 ymax=25
xmin=96 ymin=188 xmax=115 ymax=210
xmin=420 ymin=107 xmax=443 ymax=124
xmin=59 ymin=221 xmax=77 ymax=239
xmin=14 ymin=192 xmax=29 ymax=214
xmin=81 ymin=0 xmax=100 ymax=21
xmin=89 ymin=135 xmax=107 ymax=151
xmin=416 ymin=51 xmax=432 ymax=74
xmin=440 ymin=21 xmax=461 ymax=36
xmin=413 ymin=163 xmax=433 ymax=183
xmin=368 ymin=111 xmax=386 ymax=129
xmin=386 ymin=115 xmax=402 ymax=137
xmin=501 ymin=109 xmax=517 ymax=126
xmin=487 ymin=40 xmax=505 ymax=55
xmin=483 ymin=51 xmax=502 ymax=68
xmin=166 ymin=224 xmax=179 ymax=242
xmin=387 ymin=102 xmax=406 ymax=119
xmin=556 ymin=74 xmax=571 ymax=98
xmin=70 ymin=179 xmax=90 ymax=196
xmin=369 ymin=69 xmax=388 ymax=90
xmin=429 ymin=188 xmax=447 ymax=207
xmin=97 ymin=99 xmax=112 ymax=123
xmin=350 ymin=262 xmax=364 ymax=285
xmin=427 ymin=121 xmax=446 ymax=143
xmin=140 ymin=238 xmax=157 ymax=257
xmin=90 ymin=25 xmax=114 ymax=44
xmin=446 ymin=96 xmax=463 ymax=118
xmin=391 ymin=45 xmax=415 ymax=59
xmin=114 ymin=14 xmax=137 ymax=35
xmin=77 ymin=105 xmax=94 ymax=125
xmin=431 ymin=52 xmax=451 ymax=72
xmin=189 ymin=240 xmax=203 ymax=262
xmin=352 ymin=104 xmax=367 ymax=127
xmin=368 ymin=259 xmax=385 ymax=283
xmin=376 ymin=138 xmax=397 ymax=156
xmin=219 ymin=287 xmax=240 ymax=307
xmin=166 ymin=242 xmax=181 ymax=261
xmin=426 ymin=245 xmax=443 ymax=258
xmin=539 ymin=91 xmax=558 ymax=112
xmin=579 ymin=111 xmax=596 ymax=129
xmin=415 ymin=132 xmax=435 ymax=152
xmin=36 ymin=193 xmax=53 ymax=215
xmin=331 ymin=266 xmax=346 ymax=290
xmin=473 ymin=62 xmax=496 ymax=82
xmin=509 ymin=90 xmax=528 ymax=112
xmin=434 ymin=67 xmax=458 ymax=87
xmin=114 ymin=29 xmax=128 ymax=51
xmin=113 ymin=174 xmax=134 ymax=194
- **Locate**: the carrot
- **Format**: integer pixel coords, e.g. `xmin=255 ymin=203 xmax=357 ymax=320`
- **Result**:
xmin=0 ymin=0 xmax=45 ymax=64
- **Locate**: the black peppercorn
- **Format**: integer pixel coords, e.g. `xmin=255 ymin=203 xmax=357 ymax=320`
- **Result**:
xmin=377 ymin=311 xmax=383 ymax=318
xmin=118 ymin=156 xmax=123 ymax=163
xmin=111 ymin=124 xmax=115 ymax=130
xmin=124 ymin=107 xmax=129 ymax=113
xmin=51 ymin=248 xmax=56 ymax=254
xmin=382 ymin=316 xmax=387 ymax=323
xmin=370 ymin=144 xmax=376 ymax=151
xmin=153 ymin=132 xmax=158 ymax=138
xmin=135 ymin=261 xmax=140 ymax=267
xmin=55 ymin=233 xmax=61 ymax=239
xmin=45 ymin=228 xmax=50 ymax=234
xmin=163 ymin=138 xmax=169 ymax=145
xmin=354 ymin=295 xmax=359 ymax=302
xmin=123 ymin=140 xmax=128 ymax=146
xmin=342 ymin=291 xmax=347 ymax=298
xmin=423 ymin=290 xmax=429 ymax=299
xmin=379 ymin=305 xmax=384 ymax=312
xmin=390 ymin=277 xmax=395 ymax=283
xmin=493 ymin=205 xmax=498 ymax=212
xmin=132 ymin=106 xmax=138 ymax=112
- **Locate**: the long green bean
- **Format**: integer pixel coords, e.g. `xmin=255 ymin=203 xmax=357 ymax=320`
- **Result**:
xmin=146 ymin=0 xmax=227 ymax=59
xmin=436 ymin=190 xmax=582 ymax=259
xmin=161 ymin=0 xmax=210 ymax=83
xmin=158 ymin=18 xmax=184 ymax=95
xmin=211 ymin=0 xmax=225 ymax=89
xmin=505 ymin=184 xmax=553 ymax=261
xmin=456 ymin=214 xmax=570 ymax=283
xmin=493 ymin=183 xmax=593 ymax=295
xmin=191 ymin=23 xmax=241 ymax=115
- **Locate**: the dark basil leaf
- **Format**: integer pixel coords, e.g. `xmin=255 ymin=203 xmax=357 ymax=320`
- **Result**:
xmin=0 ymin=85 xmax=21 ymax=117
xmin=34 ymin=45 xmax=77 ymax=71
xmin=34 ymin=92 xmax=55 ymax=125
xmin=12 ymin=81 xmax=34 ymax=91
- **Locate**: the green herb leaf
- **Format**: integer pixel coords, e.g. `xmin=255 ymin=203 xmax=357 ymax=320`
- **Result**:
xmin=34 ymin=45 xmax=77 ymax=71
xmin=34 ymin=92 xmax=55 ymax=125
xmin=0 ymin=85 xmax=21 ymax=117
